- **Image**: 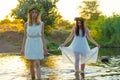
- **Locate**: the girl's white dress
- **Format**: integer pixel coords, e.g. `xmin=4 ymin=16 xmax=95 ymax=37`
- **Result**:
xmin=59 ymin=29 xmax=99 ymax=64
xmin=25 ymin=22 xmax=44 ymax=60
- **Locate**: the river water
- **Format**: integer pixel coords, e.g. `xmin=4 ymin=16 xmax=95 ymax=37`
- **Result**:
xmin=0 ymin=48 xmax=120 ymax=80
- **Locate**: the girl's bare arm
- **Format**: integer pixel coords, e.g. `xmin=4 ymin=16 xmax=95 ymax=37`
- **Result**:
xmin=86 ymin=27 xmax=100 ymax=48
xmin=41 ymin=22 xmax=48 ymax=54
xmin=21 ymin=23 xmax=27 ymax=55
xmin=61 ymin=27 xmax=75 ymax=46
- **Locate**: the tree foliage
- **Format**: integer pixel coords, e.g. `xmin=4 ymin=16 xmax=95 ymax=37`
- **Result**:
xmin=10 ymin=0 xmax=59 ymax=34
xmin=79 ymin=0 xmax=101 ymax=20
xmin=78 ymin=0 xmax=102 ymax=27
xmin=100 ymin=14 xmax=120 ymax=46
xmin=78 ymin=0 xmax=120 ymax=46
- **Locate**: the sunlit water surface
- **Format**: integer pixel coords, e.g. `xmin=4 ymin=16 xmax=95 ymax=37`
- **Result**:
xmin=0 ymin=48 xmax=120 ymax=80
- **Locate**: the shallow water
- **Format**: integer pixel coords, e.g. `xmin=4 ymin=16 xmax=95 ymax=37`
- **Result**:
xmin=41 ymin=55 xmax=120 ymax=80
xmin=0 ymin=54 xmax=28 ymax=80
xmin=0 ymin=48 xmax=120 ymax=80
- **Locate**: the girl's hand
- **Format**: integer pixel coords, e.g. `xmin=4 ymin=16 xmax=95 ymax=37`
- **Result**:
xmin=44 ymin=48 xmax=48 ymax=55
xmin=61 ymin=43 xmax=65 ymax=47
xmin=20 ymin=50 xmax=24 ymax=56
xmin=44 ymin=49 xmax=51 ymax=57
xmin=96 ymin=44 xmax=100 ymax=48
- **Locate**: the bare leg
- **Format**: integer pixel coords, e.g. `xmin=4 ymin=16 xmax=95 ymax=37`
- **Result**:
xmin=34 ymin=60 xmax=41 ymax=79
xmin=81 ymin=64 xmax=85 ymax=71
xmin=81 ymin=54 xmax=86 ymax=79
xmin=74 ymin=52 xmax=80 ymax=73
xmin=29 ymin=60 xmax=35 ymax=80
xmin=81 ymin=64 xmax=85 ymax=78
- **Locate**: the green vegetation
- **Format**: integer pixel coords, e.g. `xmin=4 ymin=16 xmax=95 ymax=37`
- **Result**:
xmin=100 ymin=15 xmax=120 ymax=46
xmin=78 ymin=0 xmax=101 ymax=20
xmin=11 ymin=0 xmax=60 ymax=34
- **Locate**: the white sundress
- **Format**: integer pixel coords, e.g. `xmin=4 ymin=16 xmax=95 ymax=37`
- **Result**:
xmin=59 ymin=29 xmax=99 ymax=64
xmin=25 ymin=22 xmax=44 ymax=60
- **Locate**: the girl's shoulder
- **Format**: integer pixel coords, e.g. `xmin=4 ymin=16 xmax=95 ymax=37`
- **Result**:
xmin=24 ymin=22 xmax=28 ymax=25
xmin=85 ymin=26 xmax=89 ymax=31
xmin=84 ymin=27 xmax=90 ymax=34
xmin=40 ymin=21 xmax=44 ymax=24
xmin=40 ymin=21 xmax=44 ymax=26
xmin=24 ymin=22 xmax=29 ymax=28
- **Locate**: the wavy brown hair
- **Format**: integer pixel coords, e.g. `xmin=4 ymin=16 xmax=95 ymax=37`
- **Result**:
xmin=28 ymin=8 xmax=41 ymax=26
xmin=74 ymin=17 xmax=85 ymax=37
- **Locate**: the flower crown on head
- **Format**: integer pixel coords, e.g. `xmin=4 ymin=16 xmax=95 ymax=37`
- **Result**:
xmin=28 ymin=4 xmax=42 ymax=13
xmin=74 ymin=17 xmax=84 ymax=21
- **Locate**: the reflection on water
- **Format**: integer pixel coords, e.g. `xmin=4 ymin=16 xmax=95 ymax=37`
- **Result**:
xmin=0 ymin=48 xmax=120 ymax=80
xmin=0 ymin=54 xmax=28 ymax=80
xmin=43 ymin=55 xmax=120 ymax=80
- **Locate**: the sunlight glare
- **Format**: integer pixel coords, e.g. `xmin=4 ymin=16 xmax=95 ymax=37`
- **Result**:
xmin=57 ymin=0 xmax=120 ymax=22
xmin=0 ymin=0 xmax=18 ymax=20
xmin=56 ymin=0 xmax=83 ymax=22
xmin=98 ymin=0 xmax=120 ymax=16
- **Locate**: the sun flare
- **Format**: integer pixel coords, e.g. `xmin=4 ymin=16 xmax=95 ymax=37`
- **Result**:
xmin=0 ymin=0 xmax=18 ymax=20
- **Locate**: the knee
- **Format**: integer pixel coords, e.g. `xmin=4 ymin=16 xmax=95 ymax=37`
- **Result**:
xmin=36 ymin=64 xmax=40 ymax=68
xmin=75 ymin=57 xmax=79 ymax=62
xmin=29 ymin=61 xmax=34 ymax=67
xmin=35 ymin=61 xmax=40 ymax=68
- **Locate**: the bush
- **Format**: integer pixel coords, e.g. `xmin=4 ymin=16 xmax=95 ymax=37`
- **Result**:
xmin=47 ymin=42 xmax=61 ymax=55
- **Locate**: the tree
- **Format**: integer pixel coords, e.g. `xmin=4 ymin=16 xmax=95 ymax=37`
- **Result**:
xmin=101 ymin=14 xmax=120 ymax=46
xmin=10 ymin=0 xmax=59 ymax=34
xmin=78 ymin=0 xmax=101 ymax=20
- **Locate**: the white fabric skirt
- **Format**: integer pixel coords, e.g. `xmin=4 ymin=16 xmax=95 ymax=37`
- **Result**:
xmin=25 ymin=37 xmax=44 ymax=60
xmin=59 ymin=46 xmax=99 ymax=64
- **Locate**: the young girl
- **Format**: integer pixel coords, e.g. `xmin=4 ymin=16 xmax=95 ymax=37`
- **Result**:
xmin=60 ymin=17 xmax=100 ymax=78
xmin=21 ymin=5 xmax=48 ymax=80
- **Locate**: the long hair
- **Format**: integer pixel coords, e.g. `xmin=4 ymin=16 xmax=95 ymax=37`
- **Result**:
xmin=75 ymin=17 xmax=85 ymax=37
xmin=28 ymin=8 xmax=41 ymax=26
